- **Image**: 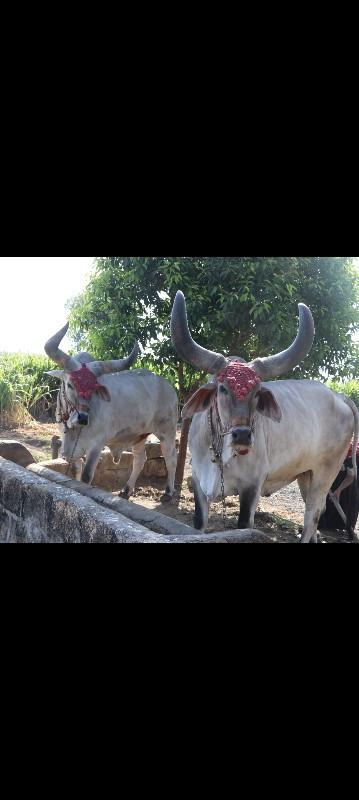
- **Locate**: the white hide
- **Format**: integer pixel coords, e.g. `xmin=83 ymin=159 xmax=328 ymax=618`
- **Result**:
xmin=190 ymin=380 xmax=358 ymax=540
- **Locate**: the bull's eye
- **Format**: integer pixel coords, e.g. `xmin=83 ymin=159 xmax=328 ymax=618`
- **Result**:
xmin=67 ymin=384 xmax=74 ymax=390
xmin=219 ymin=386 xmax=228 ymax=395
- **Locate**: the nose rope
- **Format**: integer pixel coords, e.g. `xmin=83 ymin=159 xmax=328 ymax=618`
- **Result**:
xmin=66 ymin=396 xmax=92 ymax=477
xmin=221 ymin=416 xmax=257 ymax=437
xmin=65 ymin=427 xmax=85 ymax=477
xmin=208 ymin=383 xmax=259 ymax=531
xmin=57 ymin=383 xmax=93 ymax=477
xmin=213 ymin=398 xmax=256 ymax=438
xmin=207 ymin=407 xmax=227 ymax=529
xmin=208 ymin=406 xmax=223 ymax=463
xmin=57 ymin=383 xmax=91 ymax=431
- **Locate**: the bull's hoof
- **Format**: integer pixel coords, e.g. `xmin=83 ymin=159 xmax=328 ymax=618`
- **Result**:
xmin=120 ymin=486 xmax=131 ymax=499
xmin=160 ymin=493 xmax=173 ymax=505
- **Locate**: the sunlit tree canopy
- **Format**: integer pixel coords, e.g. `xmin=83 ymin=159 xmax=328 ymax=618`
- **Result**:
xmin=68 ymin=257 xmax=359 ymax=399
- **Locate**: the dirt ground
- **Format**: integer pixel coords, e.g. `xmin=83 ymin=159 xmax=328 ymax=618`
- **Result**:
xmin=0 ymin=420 xmax=58 ymax=460
xmin=1 ymin=420 xmax=357 ymax=544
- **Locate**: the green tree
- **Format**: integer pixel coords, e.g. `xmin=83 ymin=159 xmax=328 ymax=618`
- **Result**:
xmin=68 ymin=257 xmax=359 ymax=402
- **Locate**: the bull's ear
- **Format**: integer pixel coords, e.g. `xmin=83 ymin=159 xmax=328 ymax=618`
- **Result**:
xmin=95 ymin=386 xmax=111 ymax=402
xmin=257 ymin=388 xmax=282 ymax=423
xmin=46 ymin=370 xmax=65 ymax=380
xmin=182 ymin=383 xmax=217 ymax=418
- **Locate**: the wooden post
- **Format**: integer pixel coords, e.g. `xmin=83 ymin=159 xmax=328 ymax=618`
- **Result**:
xmin=175 ymin=417 xmax=191 ymax=487
xmin=51 ymin=435 xmax=61 ymax=459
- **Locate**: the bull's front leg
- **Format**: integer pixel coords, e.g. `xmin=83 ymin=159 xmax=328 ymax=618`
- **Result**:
xmin=81 ymin=446 xmax=103 ymax=485
xmin=192 ymin=472 xmax=210 ymax=531
xmin=238 ymin=486 xmax=262 ymax=529
xmin=70 ymin=460 xmax=83 ymax=481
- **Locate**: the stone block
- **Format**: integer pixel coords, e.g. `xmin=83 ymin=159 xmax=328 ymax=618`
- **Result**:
xmin=0 ymin=440 xmax=35 ymax=467
xmin=145 ymin=442 xmax=163 ymax=459
xmin=119 ymin=451 xmax=134 ymax=470
xmin=143 ymin=458 xmax=168 ymax=478
xmin=37 ymin=458 xmax=70 ymax=476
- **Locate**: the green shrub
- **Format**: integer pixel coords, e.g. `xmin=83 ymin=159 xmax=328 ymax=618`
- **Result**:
xmin=326 ymin=380 xmax=359 ymax=408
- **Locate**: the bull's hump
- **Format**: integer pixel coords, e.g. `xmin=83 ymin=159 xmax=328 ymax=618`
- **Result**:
xmin=262 ymin=379 xmax=327 ymax=398
xmin=111 ymin=369 xmax=157 ymax=379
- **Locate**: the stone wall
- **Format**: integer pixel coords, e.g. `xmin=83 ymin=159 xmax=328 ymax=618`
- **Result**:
xmin=0 ymin=456 xmax=272 ymax=544
xmin=0 ymin=457 xmax=165 ymax=543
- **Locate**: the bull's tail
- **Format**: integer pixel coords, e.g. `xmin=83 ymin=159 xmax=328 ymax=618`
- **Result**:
xmin=343 ymin=396 xmax=359 ymax=540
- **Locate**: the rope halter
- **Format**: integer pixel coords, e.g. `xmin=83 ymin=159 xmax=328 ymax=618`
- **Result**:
xmin=57 ymin=364 xmax=101 ymax=429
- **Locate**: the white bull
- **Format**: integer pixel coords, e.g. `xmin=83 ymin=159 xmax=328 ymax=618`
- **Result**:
xmin=171 ymin=292 xmax=359 ymax=543
xmin=46 ymin=324 xmax=178 ymax=501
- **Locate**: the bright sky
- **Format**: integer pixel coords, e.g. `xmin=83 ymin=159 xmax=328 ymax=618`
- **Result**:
xmin=0 ymin=257 xmax=95 ymax=354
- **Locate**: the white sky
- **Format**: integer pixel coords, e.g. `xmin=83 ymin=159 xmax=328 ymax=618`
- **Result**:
xmin=0 ymin=257 xmax=95 ymax=354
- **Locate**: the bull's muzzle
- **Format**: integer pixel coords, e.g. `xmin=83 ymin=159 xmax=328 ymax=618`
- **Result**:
xmin=231 ymin=426 xmax=252 ymax=447
xmin=77 ymin=412 xmax=89 ymax=426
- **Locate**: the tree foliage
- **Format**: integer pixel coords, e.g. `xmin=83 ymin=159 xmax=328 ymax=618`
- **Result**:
xmin=68 ymin=257 xmax=359 ymax=400
xmin=326 ymin=380 xmax=359 ymax=408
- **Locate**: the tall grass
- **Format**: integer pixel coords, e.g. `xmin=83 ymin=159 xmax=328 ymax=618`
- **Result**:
xmin=0 ymin=353 xmax=58 ymax=424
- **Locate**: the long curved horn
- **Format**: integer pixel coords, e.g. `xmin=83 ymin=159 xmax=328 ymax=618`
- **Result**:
xmin=44 ymin=323 xmax=81 ymax=373
xmin=88 ymin=341 xmax=140 ymax=377
xmin=250 ymin=304 xmax=315 ymax=381
xmin=171 ymin=291 xmax=227 ymax=373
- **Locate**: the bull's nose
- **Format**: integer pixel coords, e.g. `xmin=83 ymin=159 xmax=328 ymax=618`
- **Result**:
xmin=232 ymin=426 xmax=252 ymax=446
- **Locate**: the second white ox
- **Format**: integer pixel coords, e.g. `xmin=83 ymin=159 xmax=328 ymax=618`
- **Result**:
xmin=171 ymin=292 xmax=359 ymax=543
xmin=45 ymin=324 xmax=178 ymax=500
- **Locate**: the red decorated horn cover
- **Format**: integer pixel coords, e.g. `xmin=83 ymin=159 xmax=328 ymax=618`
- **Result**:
xmin=217 ymin=363 xmax=261 ymax=402
xmin=70 ymin=363 xmax=102 ymax=398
